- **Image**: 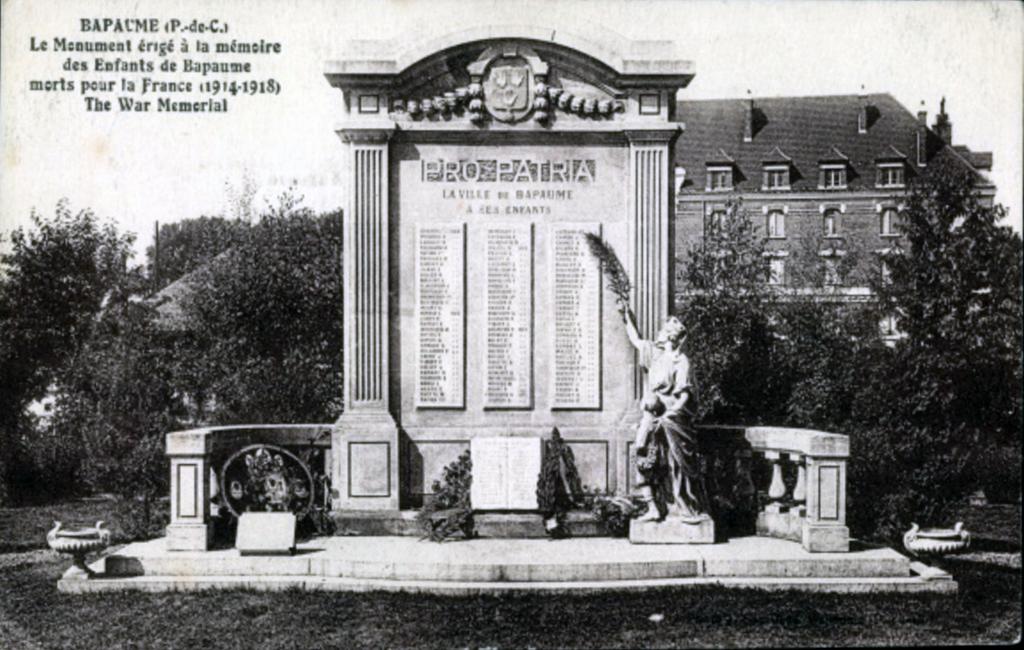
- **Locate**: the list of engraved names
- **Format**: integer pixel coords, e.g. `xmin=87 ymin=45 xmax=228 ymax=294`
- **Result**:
xmin=552 ymin=225 xmax=602 ymax=408
xmin=415 ymin=225 xmax=465 ymax=408
xmin=484 ymin=225 xmax=534 ymax=408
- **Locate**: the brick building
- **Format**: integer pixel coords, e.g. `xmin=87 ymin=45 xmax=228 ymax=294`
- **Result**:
xmin=672 ymin=94 xmax=995 ymax=309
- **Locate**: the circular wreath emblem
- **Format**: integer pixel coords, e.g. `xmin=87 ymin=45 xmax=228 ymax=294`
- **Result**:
xmin=219 ymin=444 xmax=315 ymax=518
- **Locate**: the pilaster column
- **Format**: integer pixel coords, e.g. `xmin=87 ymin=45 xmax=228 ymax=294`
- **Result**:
xmin=166 ymin=429 xmax=213 ymax=551
xmin=625 ymin=129 xmax=678 ymax=398
xmin=803 ymin=457 xmax=849 ymax=552
xmin=333 ymin=127 xmax=400 ymax=511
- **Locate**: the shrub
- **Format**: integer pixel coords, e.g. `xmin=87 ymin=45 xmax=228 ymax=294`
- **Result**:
xmin=585 ymin=490 xmax=642 ymax=537
xmin=975 ymin=442 xmax=1022 ymax=504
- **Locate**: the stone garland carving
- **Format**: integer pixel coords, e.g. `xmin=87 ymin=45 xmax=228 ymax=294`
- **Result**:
xmin=390 ymin=84 xmax=625 ymax=125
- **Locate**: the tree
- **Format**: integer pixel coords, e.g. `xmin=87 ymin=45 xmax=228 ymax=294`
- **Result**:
xmin=0 ymin=201 xmax=135 ymax=502
xmin=676 ymin=199 xmax=780 ymax=423
xmin=179 ymin=193 xmax=344 ymax=424
xmin=776 ymin=230 xmax=882 ymax=430
xmin=42 ymin=270 xmax=182 ymax=523
xmin=849 ymin=159 xmax=1024 ymax=537
xmin=874 ymin=159 xmax=1022 ymax=442
xmin=145 ymin=216 xmax=248 ymax=292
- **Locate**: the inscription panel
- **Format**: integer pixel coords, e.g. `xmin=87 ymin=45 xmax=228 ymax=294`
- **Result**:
xmin=415 ymin=224 xmax=466 ymax=408
xmin=551 ymin=223 xmax=602 ymax=409
xmin=484 ymin=224 xmax=534 ymax=408
xmin=470 ymin=437 xmax=542 ymax=510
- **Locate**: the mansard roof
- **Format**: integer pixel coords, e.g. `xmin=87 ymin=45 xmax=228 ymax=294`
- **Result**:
xmin=674 ymin=93 xmax=993 ymax=194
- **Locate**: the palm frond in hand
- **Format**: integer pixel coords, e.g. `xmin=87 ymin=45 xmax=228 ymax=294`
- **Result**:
xmin=584 ymin=232 xmax=632 ymax=308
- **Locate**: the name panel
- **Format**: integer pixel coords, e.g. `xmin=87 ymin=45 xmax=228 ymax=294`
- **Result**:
xmin=484 ymin=224 xmax=534 ymax=408
xmin=415 ymin=224 xmax=466 ymax=408
xmin=551 ymin=223 xmax=602 ymax=409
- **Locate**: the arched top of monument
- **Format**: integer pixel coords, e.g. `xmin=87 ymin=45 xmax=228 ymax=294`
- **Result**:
xmin=324 ymin=24 xmax=694 ymax=93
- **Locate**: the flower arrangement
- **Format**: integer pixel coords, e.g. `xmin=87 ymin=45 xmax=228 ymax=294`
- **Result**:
xmin=536 ymin=428 xmax=584 ymax=538
xmin=417 ymin=450 xmax=475 ymax=542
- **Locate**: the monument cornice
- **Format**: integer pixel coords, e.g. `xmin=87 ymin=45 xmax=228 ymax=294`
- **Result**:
xmin=623 ymin=127 xmax=681 ymax=145
xmin=337 ymin=125 xmax=396 ymax=144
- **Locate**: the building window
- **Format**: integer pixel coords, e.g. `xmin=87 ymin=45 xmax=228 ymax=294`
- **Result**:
xmin=880 ymin=207 xmax=899 ymax=237
xmin=824 ymin=258 xmax=840 ymax=286
xmin=767 ymin=210 xmax=785 ymax=238
xmin=823 ymin=209 xmax=840 ymax=238
xmin=767 ymin=258 xmax=786 ymax=286
xmin=708 ymin=209 xmax=728 ymax=233
xmin=763 ymin=167 xmax=790 ymax=190
xmin=707 ymin=167 xmax=733 ymax=191
xmin=876 ymin=164 xmax=905 ymax=188
xmin=820 ymin=166 xmax=847 ymax=189
xmin=880 ymin=259 xmax=892 ymax=284
xmin=879 ymin=314 xmax=900 ymax=339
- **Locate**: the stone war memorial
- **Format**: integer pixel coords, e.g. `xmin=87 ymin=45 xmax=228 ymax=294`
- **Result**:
xmin=58 ymin=26 xmax=960 ymax=594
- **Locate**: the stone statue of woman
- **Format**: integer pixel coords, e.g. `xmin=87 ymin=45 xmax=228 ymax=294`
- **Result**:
xmin=617 ymin=300 xmax=711 ymax=524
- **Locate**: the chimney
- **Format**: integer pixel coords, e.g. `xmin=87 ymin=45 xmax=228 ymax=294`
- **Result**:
xmin=857 ymin=87 xmax=868 ymax=134
xmin=916 ymin=102 xmax=928 ymax=167
xmin=933 ymin=96 xmax=952 ymax=145
xmin=743 ymin=91 xmax=753 ymax=142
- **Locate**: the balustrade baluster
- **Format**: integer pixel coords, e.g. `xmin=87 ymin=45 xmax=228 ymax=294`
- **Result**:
xmin=791 ymin=453 xmax=807 ymax=503
xmin=765 ymin=451 xmax=786 ymax=501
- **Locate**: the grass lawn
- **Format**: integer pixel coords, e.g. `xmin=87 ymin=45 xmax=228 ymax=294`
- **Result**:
xmin=1 ymin=500 xmax=1020 ymax=649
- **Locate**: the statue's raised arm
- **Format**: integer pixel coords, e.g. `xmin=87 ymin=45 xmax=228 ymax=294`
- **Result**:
xmin=616 ymin=298 xmax=645 ymax=352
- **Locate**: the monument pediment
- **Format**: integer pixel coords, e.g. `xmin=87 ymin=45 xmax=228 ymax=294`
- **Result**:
xmin=325 ymin=26 xmax=694 ymax=129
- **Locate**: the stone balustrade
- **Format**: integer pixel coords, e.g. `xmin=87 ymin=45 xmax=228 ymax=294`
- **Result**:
xmin=702 ymin=425 xmax=850 ymax=552
xmin=165 ymin=424 xmax=332 ymax=551
xmin=167 ymin=423 xmax=849 ymax=553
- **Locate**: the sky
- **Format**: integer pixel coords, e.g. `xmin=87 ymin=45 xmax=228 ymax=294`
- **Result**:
xmin=2 ymin=0 xmax=1021 ymax=261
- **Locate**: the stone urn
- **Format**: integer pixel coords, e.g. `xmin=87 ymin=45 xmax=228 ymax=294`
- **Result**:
xmin=903 ymin=522 xmax=971 ymax=557
xmin=47 ymin=521 xmax=111 ymax=578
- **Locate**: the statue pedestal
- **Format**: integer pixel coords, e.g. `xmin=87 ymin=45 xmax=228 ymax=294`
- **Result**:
xmin=629 ymin=515 xmax=715 ymax=544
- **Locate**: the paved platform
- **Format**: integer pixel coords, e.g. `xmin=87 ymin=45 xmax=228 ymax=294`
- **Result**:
xmin=59 ymin=536 xmax=957 ymax=595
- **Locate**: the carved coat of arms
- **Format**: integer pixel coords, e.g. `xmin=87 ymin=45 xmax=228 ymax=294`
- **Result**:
xmin=483 ymin=59 xmax=533 ymax=122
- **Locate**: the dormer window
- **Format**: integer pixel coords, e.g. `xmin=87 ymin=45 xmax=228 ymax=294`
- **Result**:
xmin=705 ymin=149 xmax=736 ymax=192
xmin=877 ymin=165 xmax=905 ymax=188
xmin=763 ymin=166 xmax=790 ymax=190
xmin=821 ymin=165 xmax=847 ymax=189
xmin=875 ymin=146 xmax=908 ymax=189
xmin=818 ymin=146 xmax=850 ymax=190
xmin=707 ymin=166 xmax=733 ymax=191
xmin=761 ymin=147 xmax=792 ymax=191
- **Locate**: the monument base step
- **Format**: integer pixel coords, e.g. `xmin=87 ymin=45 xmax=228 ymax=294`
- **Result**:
xmin=630 ymin=516 xmax=715 ymax=544
xmin=59 ymin=573 xmax=958 ymax=596
xmin=331 ymin=510 xmax=603 ymax=538
xmin=58 ymin=535 xmax=958 ymax=595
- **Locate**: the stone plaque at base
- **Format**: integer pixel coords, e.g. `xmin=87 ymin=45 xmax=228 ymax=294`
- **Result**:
xmin=236 ymin=512 xmax=297 ymax=555
xmin=470 ymin=437 xmax=542 ymax=510
xmin=629 ymin=515 xmax=715 ymax=545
